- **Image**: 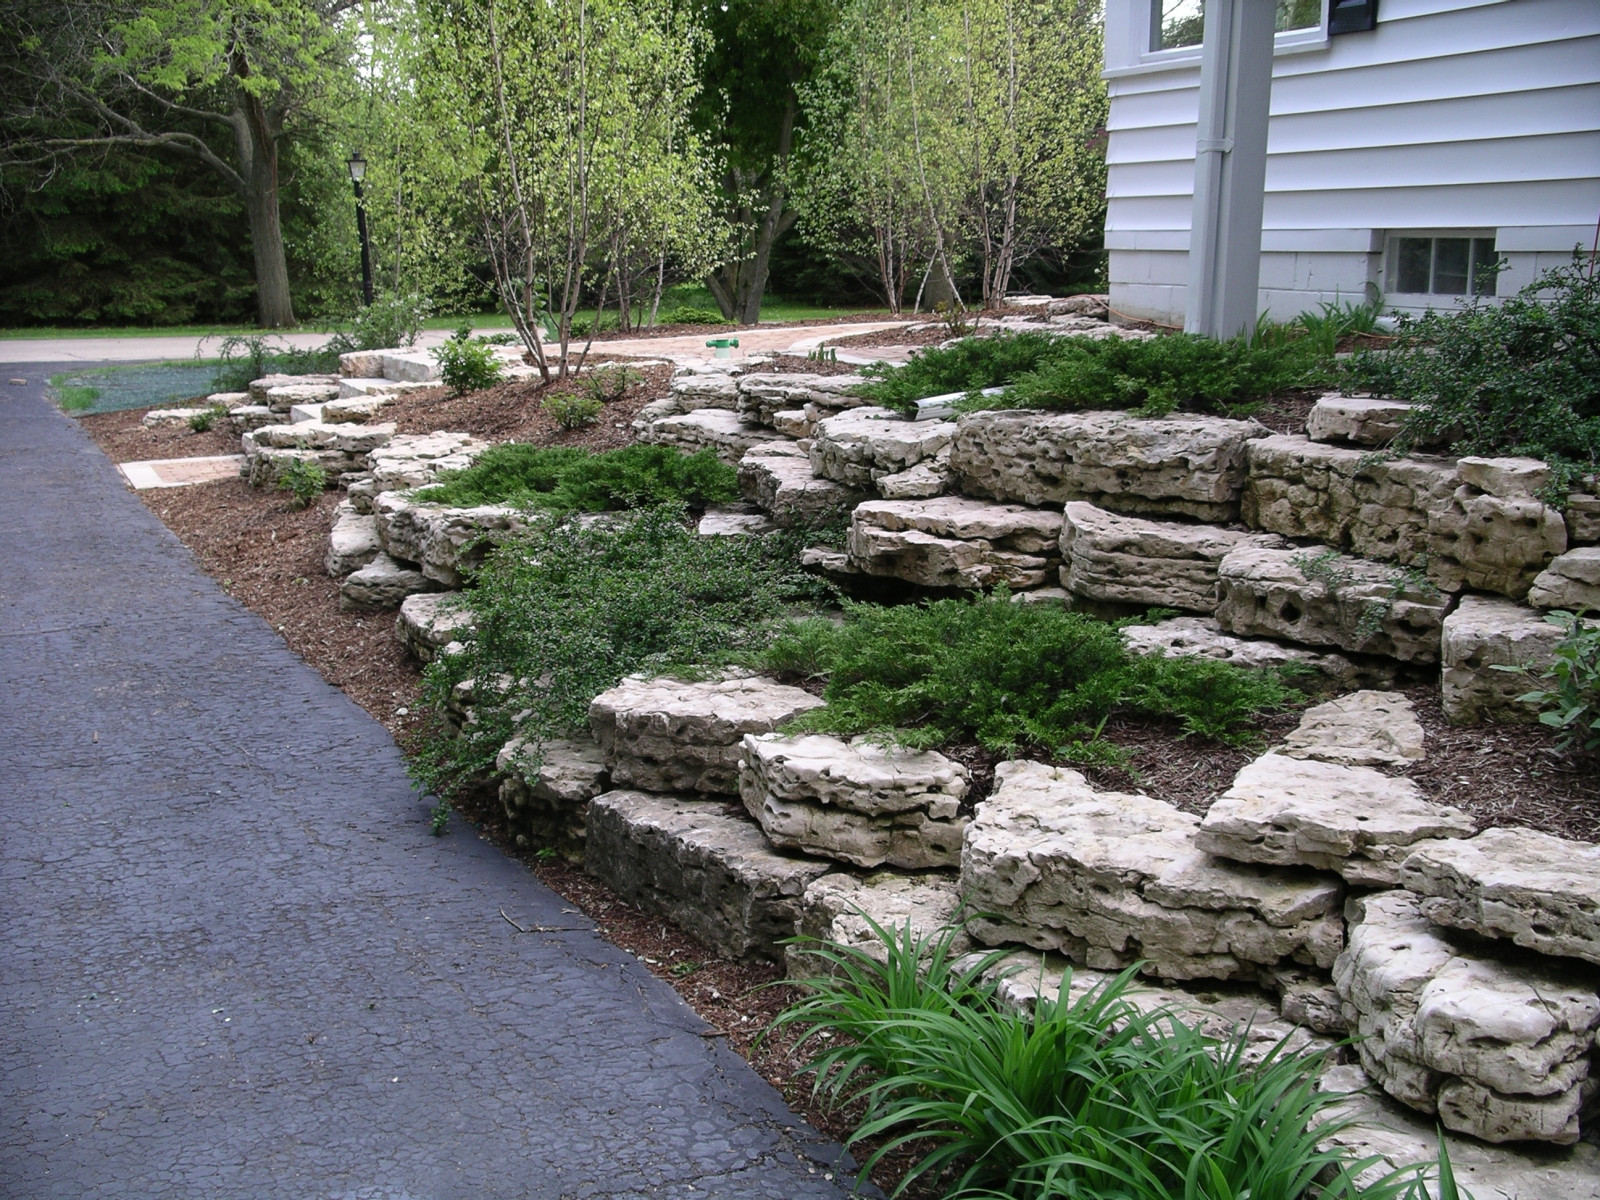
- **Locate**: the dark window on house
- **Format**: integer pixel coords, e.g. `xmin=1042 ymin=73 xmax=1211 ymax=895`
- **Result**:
xmin=1391 ymin=236 xmax=1498 ymax=297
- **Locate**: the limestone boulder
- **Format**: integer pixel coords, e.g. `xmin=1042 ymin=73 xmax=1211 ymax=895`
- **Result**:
xmin=226 ymin=405 xmax=286 ymax=433
xmin=262 ymin=382 xmax=342 ymax=412
xmin=205 ymin=391 xmax=250 ymax=409
xmin=1215 ymin=545 xmax=1451 ymax=662
xmin=395 ymin=592 xmax=474 ymax=664
xmin=635 ymin=408 xmax=775 ymax=463
xmin=1427 ymin=481 xmax=1566 ymax=598
xmin=1565 ymin=478 xmax=1600 ymax=545
xmin=588 ymin=673 xmax=826 ymax=796
xmin=1399 ymin=827 xmax=1600 ymax=967
xmin=372 ymin=491 xmax=526 ymax=588
xmin=585 ymin=790 xmax=833 ymax=961
xmin=1333 ymin=891 xmax=1599 ymax=1144
xmin=668 ymin=371 xmax=740 ymax=411
xmin=875 ymin=453 xmax=953 ymax=500
xmin=1198 ymin=753 xmax=1473 ymax=887
xmin=1059 ymin=501 xmax=1276 ymax=612
xmin=847 ymin=496 xmax=1063 ymax=590
xmin=1279 ymin=690 xmax=1424 ymax=769
xmin=735 ymin=373 xmax=867 ymax=426
xmin=363 ymin=431 xmax=490 ymax=502
xmin=950 ymin=409 xmax=1267 ymax=522
xmin=242 ymin=445 xmax=347 ymax=489
xmin=809 ymin=408 xmax=956 ymax=488
xmin=248 ymin=419 xmax=395 ymax=456
xmin=320 ymin=396 xmax=393 ymax=424
xmin=787 ymin=872 xmax=968 ymax=980
xmin=1438 ymin=595 xmax=1563 ymax=723
xmin=1118 ymin=616 xmax=1391 ymax=686
xmin=738 ymin=446 xmax=867 ymax=528
xmin=771 ymin=409 xmax=813 ymax=439
xmin=1305 ymin=394 xmax=1411 ymax=446
xmin=496 ymin=736 xmax=610 ymax=858
xmin=141 ymin=407 xmax=210 ymax=428
xmin=961 ymin=760 xmax=1346 ymax=982
xmin=697 ymin=504 xmax=777 ymax=536
xmin=738 ymin=733 xmax=970 ymax=870
xmin=325 ymin=502 xmax=382 ymax=578
xmin=1528 ymin=546 xmax=1600 ymax=610
xmin=248 ymin=373 xmax=339 ymax=404
xmin=338 ymin=552 xmax=442 ymax=611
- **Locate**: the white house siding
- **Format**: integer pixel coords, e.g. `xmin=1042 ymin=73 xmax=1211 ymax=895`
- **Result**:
xmin=1102 ymin=0 xmax=1600 ymax=325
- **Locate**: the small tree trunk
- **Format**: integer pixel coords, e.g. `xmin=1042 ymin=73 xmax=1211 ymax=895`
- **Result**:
xmin=233 ymin=102 xmax=295 ymax=329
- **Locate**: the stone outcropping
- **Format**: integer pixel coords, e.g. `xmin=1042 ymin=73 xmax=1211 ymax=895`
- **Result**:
xmin=395 ymin=592 xmax=474 ymax=663
xmin=496 ymin=736 xmax=610 ymax=858
xmin=734 ymin=373 xmax=867 ymax=426
xmin=1527 ymin=547 xmax=1600 ymax=611
xmin=1334 ymin=891 xmax=1599 ymax=1145
xmin=1059 ymin=501 xmax=1275 ymax=612
xmin=325 ymin=502 xmax=382 ymax=578
xmin=951 ymin=410 xmax=1267 ymax=522
xmin=585 ymin=790 xmax=832 ymax=961
xmin=588 ymin=674 xmax=826 ymax=796
xmin=847 ymin=496 xmax=1063 ymax=590
xmin=1399 ymin=828 xmax=1600 ymax=967
xmin=1118 ymin=616 xmax=1389 ymax=686
xmin=787 ymin=872 xmax=968 ymax=980
xmin=373 ymin=492 xmax=528 ymax=588
xmin=961 ymin=760 xmax=1345 ymax=981
xmin=1438 ymin=595 xmax=1563 ymax=724
xmin=809 ymin=408 xmax=956 ymax=490
xmin=738 ymin=444 xmax=867 ymax=527
xmin=242 ymin=420 xmax=395 ymax=487
xmin=738 ymin=734 xmax=969 ymax=869
xmin=1279 ymin=689 xmax=1425 ymax=769
xmin=1198 ymin=752 xmax=1474 ymax=887
xmin=338 ymin=552 xmax=442 ymax=611
xmin=1215 ymin=545 xmax=1451 ymax=662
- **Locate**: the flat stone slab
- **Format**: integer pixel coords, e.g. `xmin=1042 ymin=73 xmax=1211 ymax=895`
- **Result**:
xmin=373 ymin=492 xmax=527 ymax=588
xmin=1400 ymin=827 xmax=1600 ymax=967
xmin=847 ymin=495 xmax=1063 ymax=590
xmin=248 ymin=373 xmax=339 ymax=403
xmin=735 ymin=373 xmax=867 ymax=426
xmin=1333 ymin=891 xmax=1599 ymax=1144
xmin=1059 ymin=501 xmax=1274 ymax=612
xmin=395 ymin=591 xmax=474 ymax=664
xmin=496 ymin=736 xmax=610 ymax=858
xmin=739 ymin=449 xmax=868 ymax=527
xmin=697 ymin=504 xmax=777 ymax=536
xmin=1527 ymin=546 xmax=1600 ymax=610
xmin=1216 ymin=544 xmax=1451 ymax=663
xmin=247 ymin=419 xmax=396 ymax=454
xmin=141 ymin=406 xmax=210 ymax=428
xmin=117 ymin=455 xmax=245 ymax=491
xmin=738 ymin=733 xmax=969 ymax=869
xmin=363 ymin=432 xmax=492 ymax=505
xmin=325 ymin=502 xmax=382 ymax=578
xmin=586 ymin=790 xmax=833 ymax=961
xmin=787 ymin=871 xmax=968 ymax=980
xmin=961 ymin=760 xmax=1345 ymax=982
xmin=809 ymin=408 xmax=955 ymax=488
xmin=635 ymin=408 xmax=777 ymax=463
xmin=339 ymin=551 xmax=443 ymax=612
xmin=951 ymin=409 xmax=1267 ymax=522
xmin=1280 ymin=690 xmax=1425 ymax=768
xmin=1118 ymin=615 xmax=1389 ymax=685
xmin=1198 ymin=752 xmax=1474 ymax=887
xmin=1439 ymin=595 xmax=1564 ymax=723
xmin=589 ymin=674 xmax=826 ymax=796
xmin=1305 ymin=394 xmax=1411 ymax=446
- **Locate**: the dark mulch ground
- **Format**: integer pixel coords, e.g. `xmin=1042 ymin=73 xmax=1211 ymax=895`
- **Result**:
xmin=77 ymin=408 xmax=240 ymax=464
xmin=1245 ymin=390 xmax=1319 ymax=437
xmin=585 ymin=311 xmax=904 ymax=342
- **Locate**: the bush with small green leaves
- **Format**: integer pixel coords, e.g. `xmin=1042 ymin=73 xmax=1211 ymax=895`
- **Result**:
xmin=276 ymin=458 xmax=328 ymax=509
xmin=415 ymin=442 xmax=738 ymax=513
xmin=665 ymin=305 xmax=732 ymax=326
xmin=432 ymin=326 xmax=505 ymax=396
xmin=542 ymin=392 xmax=603 ymax=430
xmin=1495 ymin=608 xmax=1600 ymax=753
xmin=335 ymin=293 xmax=432 ymax=351
xmin=187 ymin=403 xmax=229 ymax=433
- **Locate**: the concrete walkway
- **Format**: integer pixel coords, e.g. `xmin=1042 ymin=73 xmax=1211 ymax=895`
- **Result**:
xmin=0 ymin=370 xmax=864 ymax=1198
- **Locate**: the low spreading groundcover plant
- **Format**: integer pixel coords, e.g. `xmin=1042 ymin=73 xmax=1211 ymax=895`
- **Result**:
xmin=414 ymin=442 xmax=738 ymax=512
xmin=759 ymin=594 xmax=1299 ymax=761
xmin=778 ymin=920 xmax=1461 ymax=1200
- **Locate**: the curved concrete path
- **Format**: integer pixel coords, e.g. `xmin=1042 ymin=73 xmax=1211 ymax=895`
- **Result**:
xmin=0 ymin=369 xmax=865 ymax=1199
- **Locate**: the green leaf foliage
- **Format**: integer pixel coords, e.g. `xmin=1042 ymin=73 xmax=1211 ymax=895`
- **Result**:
xmin=408 ymin=505 xmax=832 ymax=801
xmin=778 ymin=919 xmax=1444 ymax=1200
xmin=431 ymin=329 xmax=505 ymax=395
xmin=1495 ymin=608 xmax=1600 ymax=754
xmin=414 ymin=442 xmax=738 ymax=513
xmin=759 ymin=594 xmax=1297 ymax=756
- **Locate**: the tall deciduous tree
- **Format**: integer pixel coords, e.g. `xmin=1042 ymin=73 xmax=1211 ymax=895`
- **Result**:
xmin=0 ymin=0 xmax=358 ymax=327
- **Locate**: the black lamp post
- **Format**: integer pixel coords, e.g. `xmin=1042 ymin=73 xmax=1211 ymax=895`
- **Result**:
xmin=347 ymin=151 xmax=374 ymax=307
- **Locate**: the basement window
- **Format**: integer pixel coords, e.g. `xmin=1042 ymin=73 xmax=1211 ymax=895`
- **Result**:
xmin=1153 ymin=0 xmax=1324 ymax=51
xmin=1387 ymin=235 xmax=1499 ymax=299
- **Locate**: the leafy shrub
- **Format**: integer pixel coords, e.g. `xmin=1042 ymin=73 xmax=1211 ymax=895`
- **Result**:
xmin=432 ymin=326 xmax=505 ymax=395
xmin=1496 ymin=609 xmax=1600 ymax=753
xmin=569 ymin=312 xmax=619 ymax=338
xmin=277 ymin=458 xmax=327 ymax=509
xmin=581 ymin=364 xmax=643 ymax=403
xmin=778 ymin=919 xmax=1448 ymax=1200
xmin=409 ymin=505 xmax=832 ymax=801
xmin=337 ymin=292 xmax=432 ymax=351
xmin=665 ymin=305 xmax=732 ymax=326
xmin=542 ymin=392 xmax=603 ymax=430
xmin=415 ymin=442 xmax=738 ymax=513
xmin=210 ymin=334 xmax=341 ymax=391
xmin=1342 ymin=256 xmax=1600 ymax=479
xmin=187 ymin=403 xmax=228 ymax=432
xmin=759 ymin=594 xmax=1296 ymax=756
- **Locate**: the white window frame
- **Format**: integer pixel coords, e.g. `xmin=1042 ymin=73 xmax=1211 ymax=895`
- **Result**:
xmin=1108 ymin=0 xmax=1328 ymax=75
xmin=1381 ymin=231 xmax=1501 ymax=302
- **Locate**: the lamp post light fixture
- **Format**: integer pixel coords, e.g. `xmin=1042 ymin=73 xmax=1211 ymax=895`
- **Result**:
xmin=346 ymin=151 xmax=374 ymax=307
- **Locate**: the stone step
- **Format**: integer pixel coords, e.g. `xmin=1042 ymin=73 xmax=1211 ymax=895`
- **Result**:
xmin=1305 ymin=393 xmax=1411 ymax=446
xmin=1438 ymin=595 xmax=1563 ymax=723
xmin=496 ymin=736 xmax=609 ymax=859
xmin=633 ymin=408 xmax=778 ymax=464
xmin=847 ymin=495 xmax=1063 ymax=590
xmin=395 ymin=591 xmax=474 ymax=664
xmin=738 ymin=446 xmax=866 ymax=528
xmin=1279 ymin=689 xmax=1425 ymax=768
xmin=288 ymin=402 xmax=326 ymax=424
xmin=325 ymin=502 xmax=381 ymax=578
xmin=786 ymin=871 xmax=968 ymax=981
xmin=809 ymin=408 xmax=955 ymax=490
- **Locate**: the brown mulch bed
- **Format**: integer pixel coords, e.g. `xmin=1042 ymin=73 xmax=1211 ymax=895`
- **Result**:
xmin=1245 ymin=390 xmax=1319 ymax=437
xmin=77 ymin=408 xmax=240 ymax=464
xmin=584 ymin=311 xmax=901 ymax=342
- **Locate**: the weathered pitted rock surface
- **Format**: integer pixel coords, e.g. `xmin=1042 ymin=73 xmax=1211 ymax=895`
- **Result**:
xmin=951 ymin=409 xmax=1267 ymax=521
xmin=875 ymin=453 xmax=953 ymax=499
xmin=738 ymin=733 xmax=970 ymax=869
xmin=263 ymin=382 xmax=343 ymax=412
xmin=848 ymin=495 xmax=1063 ymax=590
xmin=1118 ymin=616 xmax=1387 ymax=685
xmin=242 ymin=420 xmax=396 ymax=487
xmin=636 ymin=408 xmax=775 ymax=462
xmin=586 ymin=790 xmax=833 ymax=961
xmin=226 ymin=404 xmax=286 ymax=432
xmin=697 ymin=504 xmax=777 ymax=536
xmin=1279 ymin=690 xmax=1425 ymax=768
xmin=1528 ymin=546 xmax=1600 ymax=610
xmin=325 ymin=501 xmax=382 ymax=577
xmin=1438 ymin=595 xmax=1563 ymax=723
xmin=1400 ymin=828 xmax=1600 ymax=967
xmin=735 ymin=373 xmax=867 ymax=426
xmin=1198 ymin=753 xmax=1473 ymax=886
xmin=363 ymin=431 xmax=490 ymax=506
xmin=669 ymin=371 xmax=741 ymax=411
xmin=1215 ymin=545 xmax=1451 ymax=662
xmin=1333 ymin=891 xmax=1599 ymax=1144
xmin=248 ymin=373 xmax=339 ymax=404
xmin=809 ymin=408 xmax=956 ymax=488
xmin=739 ymin=445 xmax=867 ymax=527
xmin=1059 ymin=501 xmax=1275 ymax=612
xmin=1427 ymin=477 xmax=1567 ymax=599
xmin=787 ymin=872 xmax=969 ymax=979
xmin=961 ymin=761 xmax=1345 ymax=981
xmin=1565 ymin=478 xmax=1600 ymax=545
xmin=338 ymin=551 xmax=442 ymax=611
xmin=320 ymin=395 xmax=393 ymax=424
xmin=496 ymin=736 xmax=610 ymax=858
xmin=589 ymin=674 xmax=826 ymax=796
xmin=395 ymin=591 xmax=474 ymax=663
xmin=1306 ymin=394 xmax=1411 ymax=446
xmin=373 ymin=491 xmax=527 ymax=588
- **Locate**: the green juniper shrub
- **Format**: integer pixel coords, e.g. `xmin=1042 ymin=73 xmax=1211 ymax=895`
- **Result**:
xmin=432 ymin=324 xmax=506 ymax=395
xmin=408 ymin=505 xmax=833 ymax=803
xmin=541 ymin=391 xmax=603 ymax=430
xmin=758 ymin=593 xmax=1297 ymax=759
xmin=854 ymin=330 xmax=1069 ymax=413
xmin=276 ymin=458 xmax=327 ymax=509
xmin=778 ymin=918 xmax=1454 ymax=1200
xmin=414 ymin=442 xmax=738 ymax=512
xmin=1342 ymin=255 xmax=1600 ymax=484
